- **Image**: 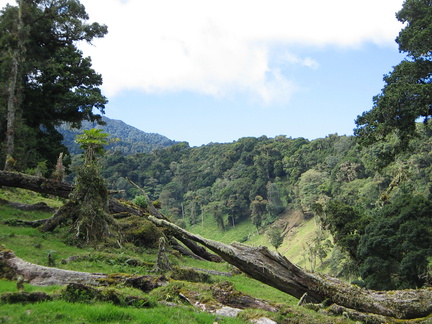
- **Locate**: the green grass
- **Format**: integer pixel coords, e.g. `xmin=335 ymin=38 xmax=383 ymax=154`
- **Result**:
xmin=188 ymin=214 xmax=257 ymax=244
xmin=228 ymin=274 xmax=298 ymax=305
xmin=0 ymin=299 xmax=245 ymax=324
xmin=0 ymin=188 xmax=355 ymax=323
xmin=0 ymin=280 xmax=61 ymax=294
xmin=279 ymin=219 xmax=319 ymax=267
xmin=188 ymin=211 xmax=325 ymax=270
xmin=0 ymin=187 xmax=63 ymax=208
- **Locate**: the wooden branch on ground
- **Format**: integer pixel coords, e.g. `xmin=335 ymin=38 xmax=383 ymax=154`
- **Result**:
xmin=0 ymin=171 xmax=72 ymax=198
xmin=0 ymin=198 xmax=56 ymax=213
xmin=148 ymin=216 xmax=432 ymax=321
xmin=0 ymin=247 xmax=167 ymax=291
xmin=0 ymin=247 xmax=107 ymax=286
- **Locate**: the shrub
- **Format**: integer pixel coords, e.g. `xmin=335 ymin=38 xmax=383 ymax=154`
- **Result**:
xmin=133 ymin=195 xmax=147 ymax=208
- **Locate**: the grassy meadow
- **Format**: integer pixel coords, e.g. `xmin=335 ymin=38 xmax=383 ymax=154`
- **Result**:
xmin=0 ymin=188 xmax=354 ymax=323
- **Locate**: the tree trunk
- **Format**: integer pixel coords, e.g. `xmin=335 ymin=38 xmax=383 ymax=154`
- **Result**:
xmin=148 ymin=216 xmax=432 ymax=321
xmin=0 ymin=171 xmax=73 ymax=198
xmin=0 ymin=247 xmax=168 ymax=293
xmin=4 ymin=0 xmax=25 ymax=171
xmin=4 ymin=52 xmax=19 ymax=170
xmin=0 ymin=247 xmax=107 ymax=286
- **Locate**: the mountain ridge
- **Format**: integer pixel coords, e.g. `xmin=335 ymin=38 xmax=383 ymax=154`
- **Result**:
xmin=57 ymin=116 xmax=179 ymax=155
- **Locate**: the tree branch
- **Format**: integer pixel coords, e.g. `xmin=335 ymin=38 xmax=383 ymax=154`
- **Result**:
xmin=147 ymin=216 xmax=432 ymax=320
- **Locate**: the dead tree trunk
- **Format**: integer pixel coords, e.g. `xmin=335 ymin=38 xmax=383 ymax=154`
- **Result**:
xmin=0 ymin=171 xmax=72 ymax=198
xmin=0 ymin=247 xmax=168 ymax=293
xmin=0 ymin=247 xmax=107 ymax=286
xmin=148 ymin=216 xmax=432 ymax=321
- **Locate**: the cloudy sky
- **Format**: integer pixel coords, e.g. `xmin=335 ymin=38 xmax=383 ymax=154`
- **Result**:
xmin=1 ymin=0 xmax=406 ymax=146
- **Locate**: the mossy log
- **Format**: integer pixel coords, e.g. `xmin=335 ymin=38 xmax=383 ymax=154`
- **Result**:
xmin=0 ymin=198 xmax=56 ymax=212
xmin=0 ymin=246 xmax=167 ymax=291
xmin=0 ymin=171 xmax=72 ymax=198
xmin=0 ymin=247 xmax=107 ymax=286
xmin=211 ymin=281 xmax=278 ymax=312
xmin=148 ymin=216 xmax=432 ymax=322
xmin=0 ymin=171 xmax=138 ymax=216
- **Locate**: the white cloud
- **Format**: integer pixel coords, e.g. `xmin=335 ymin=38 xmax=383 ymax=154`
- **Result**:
xmin=1 ymin=0 xmax=404 ymax=103
xmin=281 ymin=53 xmax=320 ymax=69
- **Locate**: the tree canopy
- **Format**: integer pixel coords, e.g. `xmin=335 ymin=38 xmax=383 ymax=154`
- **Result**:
xmin=354 ymin=0 xmax=432 ymax=159
xmin=0 ymin=0 xmax=107 ymax=172
xmin=358 ymin=194 xmax=432 ymax=290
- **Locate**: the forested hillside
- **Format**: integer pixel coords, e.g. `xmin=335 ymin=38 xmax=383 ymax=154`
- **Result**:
xmin=1 ymin=0 xmax=431 ymax=309
xmin=57 ymin=116 xmax=178 ymax=155
xmin=101 ymin=128 xmax=429 ymax=222
xmin=98 ymin=124 xmax=432 ymax=290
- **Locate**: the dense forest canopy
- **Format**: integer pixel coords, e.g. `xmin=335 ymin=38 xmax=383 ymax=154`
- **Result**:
xmin=97 ymin=125 xmax=432 ymax=289
xmin=0 ymin=0 xmax=107 ymax=172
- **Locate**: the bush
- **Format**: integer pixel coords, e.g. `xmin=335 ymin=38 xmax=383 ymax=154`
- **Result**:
xmin=133 ymin=195 xmax=147 ymax=208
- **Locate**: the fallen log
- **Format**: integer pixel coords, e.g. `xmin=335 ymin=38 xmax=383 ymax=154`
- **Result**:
xmin=148 ymin=216 xmax=432 ymax=321
xmin=211 ymin=281 xmax=278 ymax=312
xmin=0 ymin=171 xmax=221 ymax=262
xmin=0 ymin=171 xmax=72 ymax=199
xmin=0 ymin=247 xmax=107 ymax=286
xmin=0 ymin=246 xmax=167 ymax=290
xmin=0 ymin=198 xmax=57 ymax=213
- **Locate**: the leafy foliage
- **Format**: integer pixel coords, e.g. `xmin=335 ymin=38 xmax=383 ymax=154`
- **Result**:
xmin=354 ymin=0 xmax=432 ymax=161
xmin=358 ymin=194 xmax=432 ymax=290
xmin=76 ymin=128 xmax=110 ymax=164
xmin=322 ymin=201 xmax=366 ymax=260
xmin=0 ymin=0 xmax=107 ymax=172
xmin=266 ymin=226 xmax=284 ymax=250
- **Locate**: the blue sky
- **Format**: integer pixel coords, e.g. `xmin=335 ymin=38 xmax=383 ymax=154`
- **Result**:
xmin=104 ymin=44 xmax=405 ymax=146
xmin=1 ymin=0 xmax=406 ymax=146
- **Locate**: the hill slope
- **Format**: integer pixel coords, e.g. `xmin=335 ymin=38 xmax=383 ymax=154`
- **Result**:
xmin=57 ymin=116 xmax=179 ymax=155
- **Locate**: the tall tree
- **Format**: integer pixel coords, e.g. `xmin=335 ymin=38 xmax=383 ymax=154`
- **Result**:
xmin=354 ymin=0 xmax=432 ymax=159
xmin=0 ymin=0 xmax=107 ymax=171
xmin=250 ymin=195 xmax=267 ymax=231
xmin=0 ymin=1 xmax=25 ymax=170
